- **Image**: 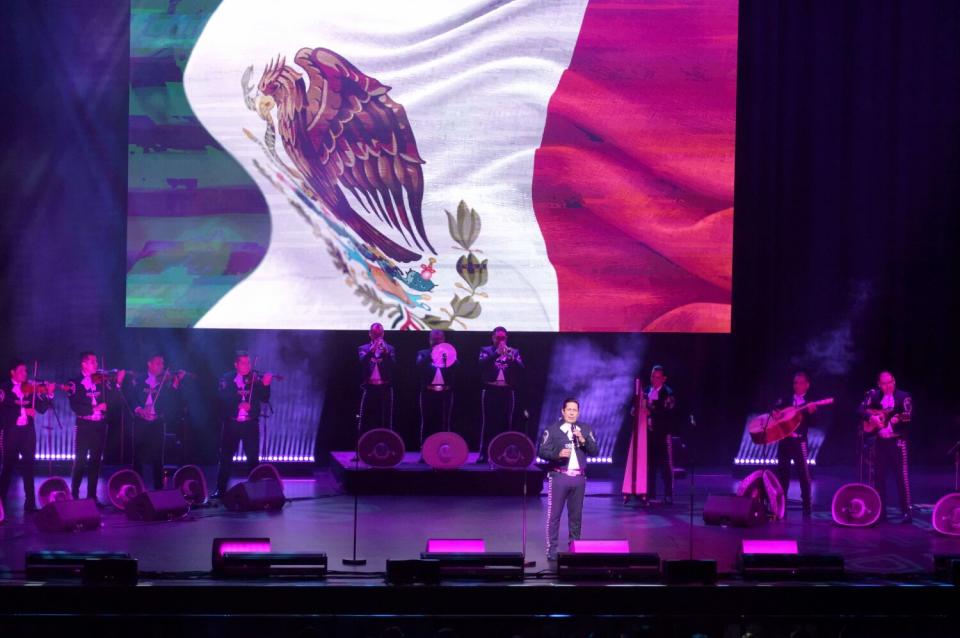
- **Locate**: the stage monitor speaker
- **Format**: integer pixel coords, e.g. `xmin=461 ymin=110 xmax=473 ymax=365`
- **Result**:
xmin=107 ymin=469 xmax=146 ymax=511
xmin=422 ymin=432 xmax=469 ymax=469
xmin=741 ymin=539 xmax=799 ymax=555
xmin=26 ymin=551 xmax=130 ymax=579
xmin=125 ymin=489 xmax=190 ymax=521
xmin=425 ymin=538 xmax=485 ymax=553
xmin=487 ymin=431 xmax=535 ymax=469
xmin=570 ymin=540 xmax=630 ymax=553
xmin=419 ymin=552 xmax=524 ymax=580
xmin=557 ymin=552 xmax=661 ymax=581
xmin=661 ymin=559 xmax=718 ymax=585
xmin=703 ymin=494 xmax=765 ymax=527
xmin=741 ymin=553 xmax=844 ymax=580
xmin=34 ymin=498 xmax=102 ymax=532
xmin=358 ymin=428 xmax=405 ymax=468
xmin=931 ymin=493 xmax=960 ymax=536
xmin=218 ymin=552 xmax=328 ymax=578
xmin=173 ymin=464 xmax=208 ymax=506
xmin=81 ymin=557 xmax=139 ymax=586
xmin=38 ymin=477 xmax=72 ymax=508
xmin=386 ymin=559 xmax=442 ymax=585
xmin=211 ymin=537 xmax=272 ymax=573
xmin=831 ymin=483 xmax=882 ymax=527
xmin=222 ymin=478 xmax=286 ymax=512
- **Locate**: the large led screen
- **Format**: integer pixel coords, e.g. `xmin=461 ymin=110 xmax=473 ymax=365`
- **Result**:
xmin=127 ymin=0 xmax=737 ymax=331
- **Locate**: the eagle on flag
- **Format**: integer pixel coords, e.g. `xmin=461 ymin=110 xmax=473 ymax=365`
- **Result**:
xmin=255 ymin=47 xmax=434 ymax=263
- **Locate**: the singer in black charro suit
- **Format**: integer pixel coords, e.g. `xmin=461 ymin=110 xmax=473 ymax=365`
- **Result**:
xmin=537 ymin=398 xmax=599 ymax=562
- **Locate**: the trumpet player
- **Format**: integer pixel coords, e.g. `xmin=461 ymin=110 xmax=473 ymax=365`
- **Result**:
xmin=358 ymin=323 xmax=396 ymax=431
xmin=416 ymin=330 xmax=458 ymax=446
xmin=477 ymin=326 xmax=524 ymax=463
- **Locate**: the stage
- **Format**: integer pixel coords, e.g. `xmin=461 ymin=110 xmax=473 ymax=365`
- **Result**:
xmin=0 ymin=466 xmax=957 ymax=573
xmin=2 ymin=465 xmax=960 ymax=634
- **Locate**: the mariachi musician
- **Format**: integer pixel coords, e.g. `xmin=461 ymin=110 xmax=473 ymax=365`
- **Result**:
xmin=358 ymin=322 xmax=396 ymax=431
xmin=415 ymin=329 xmax=458 ymax=446
xmin=858 ymin=370 xmax=913 ymax=523
xmin=121 ymin=353 xmax=184 ymax=490
xmin=215 ymin=351 xmax=273 ymax=498
xmin=0 ymin=359 xmax=55 ymax=514
xmin=68 ymin=351 xmax=125 ymax=504
xmin=770 ymin=371 xmax=818 ymax=517
xmin=477 ymin=326 xmax=524 ymax=463
xmin=644 ymin=365 xmax=677 ymax=505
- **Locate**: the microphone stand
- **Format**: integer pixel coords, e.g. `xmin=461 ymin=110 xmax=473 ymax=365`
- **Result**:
xmin=520 ymin=410 xmax=536 ymax=568
xmin=343 ymin=411 xmax=366 ymax=566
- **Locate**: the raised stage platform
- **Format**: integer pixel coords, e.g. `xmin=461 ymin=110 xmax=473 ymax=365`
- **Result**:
xmin=329 ymin=451 xmax=546 ymax=495
xmin=2 ymin=466 xmax=960 ymax=635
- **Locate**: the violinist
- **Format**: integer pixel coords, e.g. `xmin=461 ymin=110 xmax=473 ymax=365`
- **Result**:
xmin=0 ymin=359 xmax=55 ymax=514
xmin=771 ymin=371 xmax=816 ymax=518
xmin=68 ymin=352 xmax=125 ymax=503
xmin=122 ymin=353 xmax=183 ymax=489
xmin=214 ymin=351 xmax=272 ymax=498
xmin=357 ymin=323 xmax=396 ymax=432
xmin=477 ymin=326 xmax=524 ymax=463
xmin=415 ymin=329 xmax=458 ymax=446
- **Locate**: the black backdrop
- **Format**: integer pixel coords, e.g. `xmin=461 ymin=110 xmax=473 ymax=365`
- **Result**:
xmin=1 ymin=0 xmax=958 ymax=467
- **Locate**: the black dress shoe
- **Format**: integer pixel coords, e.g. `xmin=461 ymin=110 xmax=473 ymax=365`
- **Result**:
xmin=210 ymin=490 xmax=224 ymax=499
xmin=900 ymin=513 xmax=913 ymax=524
xmin=24 ymin=503 xmax=38 ymax=513
xmin=547 ymin=553 xmax=558 ymax=562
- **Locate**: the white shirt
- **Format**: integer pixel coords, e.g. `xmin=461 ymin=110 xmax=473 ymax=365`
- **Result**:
xmin=12 ymin=382 xmax=27 ymax=426
xmin=234 ymin=373 xmax=250 ymax=421
xmin=881 ymin=393 xmax=895 ymax=409
xmin=793 ymin=394 xmax=806 ymax=407
xmin=560 ymin=422 xmax=581 ymax=471
xmin=145 ymin=373 xmax=160 ymax=409
xmin=81 ymin=375 xmax=103 ymax=421
xmin=431 ymin=367 xmax=444 ymax=386
xmin=648 ymin=385 xmax=661 ymax=401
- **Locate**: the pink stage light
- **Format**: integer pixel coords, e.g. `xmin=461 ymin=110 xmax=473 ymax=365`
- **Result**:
xmin=424 ymin=539 xmax=486 ymax=553
xmin=741 ymin=539 xmax=798 ymax=555
xmin=569 ymin=540 xmax=631 ymax=553
xmin=212 ymin=537 xmax=272 ymax=570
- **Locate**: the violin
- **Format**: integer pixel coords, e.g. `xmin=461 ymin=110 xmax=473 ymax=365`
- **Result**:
xmin=20 ymin=381 xmax=69 ymax=395
xmin=91 ymin=369 xmax=124 ymax=384
xmin=251 ymin=370 xmax=284 ymax=381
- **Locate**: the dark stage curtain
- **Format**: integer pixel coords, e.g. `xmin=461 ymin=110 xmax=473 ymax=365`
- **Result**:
xmin=0 ymin=1 xmax=959 ymax=466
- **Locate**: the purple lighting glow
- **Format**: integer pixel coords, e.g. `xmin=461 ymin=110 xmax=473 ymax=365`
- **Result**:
xmin=570 ymin=540 xmax=631 ymax=553
xmin=741 ymin=539 xmax=798 ymax=555
xmin=425 ymin=539 xmax=486 ymax=553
